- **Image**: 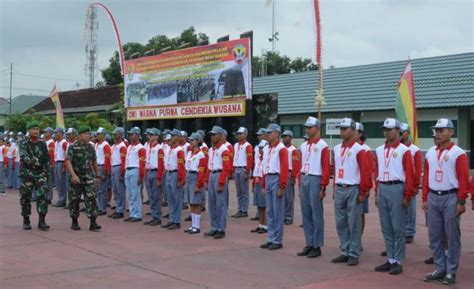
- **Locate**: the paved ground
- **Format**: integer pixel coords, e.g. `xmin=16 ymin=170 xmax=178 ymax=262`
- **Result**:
xmin=1 ymin=182 xmax=473 ymax=289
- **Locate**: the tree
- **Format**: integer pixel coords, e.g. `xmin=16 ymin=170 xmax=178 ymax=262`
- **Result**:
xmin=252 ymin=52 xmax=318 ymax=77
xmin=6 ymin=112 xmax=55 ymax=133
xmin=101 ymin=27 xmax=209 ymax=86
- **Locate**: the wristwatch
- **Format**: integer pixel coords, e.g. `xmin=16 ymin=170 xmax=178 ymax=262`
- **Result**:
xmin=457 ymin=199 xmax=466 ymax=205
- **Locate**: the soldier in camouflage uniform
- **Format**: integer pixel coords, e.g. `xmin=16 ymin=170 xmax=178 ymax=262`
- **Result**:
xmin=65 ymin=126 xmax=102 ymax=231
xmin=19 ymin=121 xmax=50 ymax=231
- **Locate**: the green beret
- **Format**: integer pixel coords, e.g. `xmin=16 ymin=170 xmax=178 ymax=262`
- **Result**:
xmin=77 ymin=126 xmax=91 ymax=134
xmin=26 ymin=120 xmax=39 ymax=130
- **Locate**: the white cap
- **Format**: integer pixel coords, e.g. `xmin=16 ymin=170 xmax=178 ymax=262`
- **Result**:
xmin=431 ymin=118 xmax=454 ymax=129
xmin=400 ymin=123 xmax=410 ymax=132
xmin=336 ymin=118 xmax=356 ymax=129
xmin=235 ymin=127 xmax=248 ymax=134
xmin=164 ymin=134 xmax=171 ymax=141
xmin=355 ymin=122 xmax=364 ymax=132
xmin=258 ymin=140 xmax=268 ymax=148
xmin=97 ymin=127 xmax=107 ymax=134
xmin=304 ymin=116 xmax=320 ymax=127
xmin=382 ymin=118 xmax=401 ymax=129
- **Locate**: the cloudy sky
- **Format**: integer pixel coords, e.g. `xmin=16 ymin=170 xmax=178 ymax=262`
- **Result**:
xmin=0 ymin=0 xmax=472 ymax=98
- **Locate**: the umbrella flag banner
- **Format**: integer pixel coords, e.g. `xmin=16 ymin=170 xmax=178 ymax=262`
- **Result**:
xmin=125 ymin=38 xmax=251 ymax=120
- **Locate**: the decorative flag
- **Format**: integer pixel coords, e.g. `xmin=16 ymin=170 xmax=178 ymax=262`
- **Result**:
xmin=395 ymin=60 xmax=418 ymax=145
xmin=313 ymin=0 xmax=324 ymax=120
xmin=49 ymin=85 xmax=65 ymax=129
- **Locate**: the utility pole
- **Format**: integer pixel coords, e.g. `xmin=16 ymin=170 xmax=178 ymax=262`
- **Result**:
xmin=9 ymin=62 xmax=12 ymax=116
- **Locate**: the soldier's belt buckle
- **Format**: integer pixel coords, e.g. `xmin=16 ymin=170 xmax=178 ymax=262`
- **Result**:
xmin=437 ymin=191 xmax=442 ymax=195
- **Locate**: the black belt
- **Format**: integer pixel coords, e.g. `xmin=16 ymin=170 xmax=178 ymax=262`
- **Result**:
xmin=167 ymin=170 xmax=177 ymax=173
xmin=302 ymin=173 xmax=320 ymax=177
xmin=379 ymin=180 xmax=403 ymax=185
xmin=267 ymin=173 xmax=279 ymax=176
xmin=430 ymin=189 xmax=458 ymax=196
xmin=112 ymin=165 xmax=121 ymax=167
xmin=336 ymin=184 xmax=357 ymax=188
xmin=98 ymin=164 xmax=104 ymax=167
xmin=56 ymin=160 xmax=64 ymax=163
xmin=147 ymin=168 xmax=157 ymax=171
xmin=289 ymin=169 xmax=292 ymax=172
xmin=126 ymin=167 xmax=138 ymax=170
xmin=211 ymin=170 xmax=222 ymax=174
xmin=234 ymin=166 xmax=245 ymax=168
xmin=187 ymin=171 xmax=198 ymax=174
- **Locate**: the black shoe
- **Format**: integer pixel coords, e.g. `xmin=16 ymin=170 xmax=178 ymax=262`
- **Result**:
xmin=424 ymin=257 xmax=434 ymax=264
xmin=106 ymin=203 xmax=111 ymax=208
xmin=374 ymin=262 xmax=391 ymax=272
xmin=257 ymin=228 xmax=267 ymax=234
xmin=53 ymin=202 xmax=64 ymax=207
xmin=347 ymin=257 xmax=359 ymax=266
xmin=161 ymin=202 xmax=168 ymax=208
xmin=284 ymin=219 xmax=293 ymax=225
xmin=38 ymin=214 xmax=50 ymax=231
xmin=22 ymin=216 xmax=31 ymax=230
xmin=71 ymin=218 xmax=81 ymax=230
xmin=201 ymin=207 xmax=206 ymax=212
xmin=240 ymin=212 xmax=248 ymax=218
xmin=184 ymin=215 xmax=192 ymax=222
xmin=145 ymin=212 xmax=151 ymax=216
xmin=188 ymin=228 xmax=200 ymax=234
xmin=405 ymin=236 xmax=414 ymax=244
xmin=129 ymin=217 xmax=142 ymax=223
xmin=442 ymin=273 xmax=456 ymax=285
xmin=79 ymin=207 xmax=85 ymax=212
xmin=184 ymin=227 xmax=193 ymax=233
xmin=307 ymin=247 xmax=321 ymax=258
xmin=163 ymin=214 xmax=169 ymax=219
xmin=380 ymin=251 xmax=387 ymax=256
xmin=161 ymin=222 xmax=172 ymax=228
xmin=143 ymin=200 xmax=150 ymax=205
xmin=231 ymin=211 xmax=242 ymax=218
xmin=204 ymin=230 xmax=217 ymax=237
xmin=182 ymin=204 xmax=189 ymax=210
xmin=97 ymin=211 xmax=107 ymax=216
xmin=268 ymin=243 xmax=283 ymax=250
xmin=47 ymin=200 xmax=52 ymax=205
xmin=168 ymin=223 xmax=181 ymax=230
xmin=299 ymin=224 xmax=303 ymax=228
xmin=112 ymin=213 xmax=124 ymax=219
xmin=62 ymin=205 xmax=69 ymax=210
xmin=424 ymin=270 xmax=446 ymax=282
xmin=332 ymin=255 xmax=349 ymax=263
xmin=389 ymin=263 xmax=403 ymax=275
xmin=144 ymin=219 xmax=154 ymax=225
xmin=123 ymin=218 xmax=131 ymax=222
xmin=250 ymin=216 xmax=259 ymax=221
xmin=111 ymin=206 xmax=116 ymax=210
xmin=150 ymin=219 xmax=162 ymax=226
xmin=260 ymin=242 xmax=273 ymax=249
xmin=214 ymin=231 xmax=225 ymax=239
xmin=297 ymin=246 xmax=313 ymax=256
xmin=250 ymin=227 xmax=261 ymax=233
xmin=89 ymin=217 xmax=101 ymax=231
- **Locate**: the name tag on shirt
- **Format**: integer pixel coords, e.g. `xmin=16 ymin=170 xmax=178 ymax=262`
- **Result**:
xmin=304 ymin=163 xmax=310 ymax=173
xmin=383 ymin=171 xmax=390 ymax=182
xmin=435 ymin=170 xmax=443 ymax=182
xmin=338 ymin=168 xmax=344 ymax=179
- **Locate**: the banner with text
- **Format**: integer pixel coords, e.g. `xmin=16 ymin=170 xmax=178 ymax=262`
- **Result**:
xmin=124 ymin=38 xmax=251 ymax=120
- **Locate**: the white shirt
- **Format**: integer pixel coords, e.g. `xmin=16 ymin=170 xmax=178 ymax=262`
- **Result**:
xmin=186 ymin=150 xmax=205 ymax=172
xmin=263 ymin=142 xmax=286 ymax=174
xmin=233 ymin=141 xmax=251 ymax=167
xmin=146 ymin=143 xmax=162 ymax=169
xmin=111 ymin=141 xmax=127 ymax=166
xmin=95 ymin=141 xmax=110 ymax=166
xmin=334 ymin=142 xmax=364 ymax=185
xmin=425 ymin=144 xmax=465 ymax=191
xmin=208 ymin=144 xmax=229 ymax=171
xmin=300 ymin=139 xmax=328 ymax=175
xmin=375 ymin=143 xmax=410 ymax=182
xmin=55 ymin=139 xmax=68 ymax=161
xmin=165 ymin=145 xmax=184 ymax=171
xmin=126 ymin=143 xmax=145 ymax=168
xmin=286 ymin=145 xmax=296 ymax=171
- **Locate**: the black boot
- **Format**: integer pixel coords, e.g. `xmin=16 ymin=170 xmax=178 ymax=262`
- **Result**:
xmin=23 ymin=216 xmax=32 ymax=230
xmin=71 ymin=217 xmax=81 ymax=230
xmin=38 ymin=214 xmax=50 ymax=231
xmin=89 ymin=217 xmax=101 ymax=231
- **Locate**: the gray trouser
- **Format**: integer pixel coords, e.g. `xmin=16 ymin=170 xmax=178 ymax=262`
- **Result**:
xmin=377 ymin=183 xmax=406 ymax=263
xmin=55 ymin=161 xmax=68 ymax=204
xmin=208 ymin=172 xmax=229 ymax=232
xmin=234 ymin=167 xmax=249 ymax=213
xmin=125 ymin=168 xmax=142 ymax=219
xmin=96 ymin=166 xmax=110 ymax=211
xmin=284 ymin=174 xmax=295 ymax=221
xmin=300 ymin=175 xmax=324 ymax=247
xmin=0 ymin=164 xmax=5 ymax=192
xmin=7 ymin=158 xmax=13 ymax=188
xmin=146 ymin=169 xmax=162 ymax=219
xmin=111 ymin=165 xmax=126 ymax=213
xmin=166 ymin=171 xmax=182 ymax=224
xmin=335 ymin=185 xmax=362 ymax=258
xmin=428 ymin=192 xmax=461 ymax=274
xmin=266 ymin=174 xmax=285 ymax=244
xmin=405 ymin=195 xmax=417 ymax=237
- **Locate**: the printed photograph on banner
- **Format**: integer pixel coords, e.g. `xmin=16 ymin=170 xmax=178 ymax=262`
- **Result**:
xmin=124 ymin=38 xmax=252 ymax=109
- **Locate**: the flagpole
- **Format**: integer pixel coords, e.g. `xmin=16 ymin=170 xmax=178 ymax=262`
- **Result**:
xmin=313 ymin=0 xmax=323 ymax=120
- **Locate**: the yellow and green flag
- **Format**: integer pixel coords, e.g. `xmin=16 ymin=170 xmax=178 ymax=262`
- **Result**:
xmin=49 ymin=85 xmax=65 ymax=129
xmin=395 ymin=60 xmax=418 ymax=145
